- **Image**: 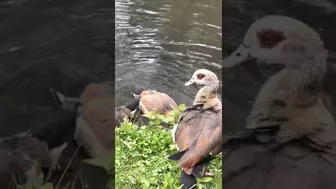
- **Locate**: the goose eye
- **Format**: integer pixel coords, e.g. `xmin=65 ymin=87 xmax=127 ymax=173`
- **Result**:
xmin=265 ymin=37 xmax=273 ymax=44
xmin=257 ymin=29 xmax=286 ymax=48
xmin=197 ymin=73 xmax=206 ymax=80
xmin=201 ymin=95 xmax=206 ymax=98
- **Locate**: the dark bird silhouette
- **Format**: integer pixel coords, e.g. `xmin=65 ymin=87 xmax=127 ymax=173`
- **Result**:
xmin=51 ymin=82 xmax=139 ymax=158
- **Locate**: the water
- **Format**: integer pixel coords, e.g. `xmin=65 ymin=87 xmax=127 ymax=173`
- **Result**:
xmin=0 ymin=0 xmax=334 ymax=138
xmin=223 ymin=0 xmax=336 ymax=131
xmin=115 ymin=0 xmax=222 ymax=107
xmin=0 ymin=0 xmax=113 ymax=136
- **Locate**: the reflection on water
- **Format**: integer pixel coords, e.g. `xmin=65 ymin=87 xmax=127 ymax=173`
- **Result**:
xmin=223 ymin=0 xmax=336 ymax=131
xmin=115 ymin=0 xmax=222 ymax=107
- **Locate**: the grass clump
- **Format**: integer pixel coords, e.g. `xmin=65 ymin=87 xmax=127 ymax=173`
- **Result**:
xmin=115 ymin=104 xmax=222 ymax=189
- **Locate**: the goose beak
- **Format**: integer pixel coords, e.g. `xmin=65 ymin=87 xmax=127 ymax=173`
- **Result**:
xmin=223 ymin=44 xmax=252 ymax=68
xmin=185 ymin=78 xmax=195 ymax=86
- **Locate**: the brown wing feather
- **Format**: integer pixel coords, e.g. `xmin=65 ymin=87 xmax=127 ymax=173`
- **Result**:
xmin=140 ymin=92 xmax=177 ymax=115
xmin=174 ymin=107 xmax=222 ymax=170
xmin=179 ymin=121 xmax=222 ymax=169
xmin=160 ymin=93 xmax=178 ymax=108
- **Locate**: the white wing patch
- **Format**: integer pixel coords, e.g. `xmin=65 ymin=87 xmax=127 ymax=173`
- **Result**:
xmin=171 ymin=124 xmax=179 ymax=150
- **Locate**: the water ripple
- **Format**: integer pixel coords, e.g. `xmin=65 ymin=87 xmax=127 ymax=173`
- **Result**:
xmin=115 ymin=0 xmax=222 ymax=106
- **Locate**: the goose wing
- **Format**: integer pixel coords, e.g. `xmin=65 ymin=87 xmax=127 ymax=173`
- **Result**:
xmin=174 ymin=106 xmax=222 ymax=172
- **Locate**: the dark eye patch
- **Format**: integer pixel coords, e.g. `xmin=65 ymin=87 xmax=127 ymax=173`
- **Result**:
xmin=257 ymin=28 xmax=286 ymax=49
xmin=197 ymin=73 xmax=206 ymax=80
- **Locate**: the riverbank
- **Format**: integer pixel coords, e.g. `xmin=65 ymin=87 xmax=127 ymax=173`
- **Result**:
xmin=115 ymin=105 xmax=222 ymax=188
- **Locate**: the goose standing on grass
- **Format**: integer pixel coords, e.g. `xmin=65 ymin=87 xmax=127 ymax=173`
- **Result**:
xmin=222 ymin=15 xmax=336 ymax=189
xmin=173 ymin=69 xmax=221 ymax=144
xmin=169 ymin=72 xmax=222 ymax=189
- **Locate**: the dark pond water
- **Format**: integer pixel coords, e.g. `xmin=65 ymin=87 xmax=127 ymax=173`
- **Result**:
xmin=0 ymin=0 xmax=113 ymax=188
xmin=223 ymin=0 xmax=336 ymax=131
xmin=115 ymin=0 xmax=222 ymax=107
xmin=0 ymin=0 xmax=113 ymax=136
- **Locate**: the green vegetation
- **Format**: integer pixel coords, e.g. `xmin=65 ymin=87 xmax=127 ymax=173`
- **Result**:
xmin=17 ymin=104 xmax=222 ymax=189
xmin=114 ymin=104 xmax=222 ymax=189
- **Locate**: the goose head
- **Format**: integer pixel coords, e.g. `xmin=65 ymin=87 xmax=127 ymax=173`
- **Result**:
xmin=185 ymin=69 xmax=219 ymax=89
xmin=223 ymin=15 xmax=327 ymax=68
xmin=133 ymin=88 xmax=146 ymax=99
xmin=193 ymin=85 xmax=221 ymax=110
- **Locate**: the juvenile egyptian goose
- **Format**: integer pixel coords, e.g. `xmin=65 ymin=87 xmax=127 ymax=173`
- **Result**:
xmin=134 ymin=88 xmax=178 ymax=118
xmin=169 ymin=83 xmax=222 ymax=188
xmin=0 ymin=131 xmax=66 ymax=188
xmin=222 ymin=15 xmax=336 ymax=189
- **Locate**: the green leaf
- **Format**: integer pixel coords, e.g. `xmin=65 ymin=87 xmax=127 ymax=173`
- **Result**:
xmin=41 ymin=183 xmax=54 ymax=189
xmin=82 ymin=152 xmax=113 ymax=171
xmin=197 ymin=177 xmax=213 ymax=183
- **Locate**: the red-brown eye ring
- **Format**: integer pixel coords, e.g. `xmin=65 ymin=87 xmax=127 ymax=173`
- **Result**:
xmin=257 ymin=28 xmax=286 ymax=48
xmin=265 ymin=37 xmax=273 ymax=44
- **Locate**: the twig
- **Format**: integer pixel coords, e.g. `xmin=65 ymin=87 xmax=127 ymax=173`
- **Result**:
xmin=70 ymin=171 xmax=79 ymax=189
xmin=11 ymin=173 xmax=18 ymax=189
xmin=78 ymin=171 xmax=85 ymax=189
xmin=55 ymin=145 xmax=81 ymax=189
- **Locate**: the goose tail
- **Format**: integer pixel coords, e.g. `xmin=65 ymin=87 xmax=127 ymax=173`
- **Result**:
xmin=168 ymin=149 xmax=214 ymax=189
xmin=180 ymin=171 xmax=197 ymax=189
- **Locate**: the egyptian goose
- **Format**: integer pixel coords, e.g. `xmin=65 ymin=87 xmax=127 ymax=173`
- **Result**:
xmin=51 ymin=83 xmax=139 ymax=158
xmin=169 ymin=82 xmax=222 ymax=188
xmin=172 ymin=69 xmax=221 ymax=147
xmin=134 ymin=88 xmax=178 ymax=118
xmin=51 ymin=86 xmax=138 ymax=127
xmin=222 ymin=15 xmax=336 ymax=189
xmin=0 ymin=131 xmax=67 ymax=188
xmin=76 ymin=83 xmax=137 ymax=157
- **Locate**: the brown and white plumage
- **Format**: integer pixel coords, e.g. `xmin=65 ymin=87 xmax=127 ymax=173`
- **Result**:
xmin=77 ymin=82 xmax=138 ymax=157
xmin=222 ymin=15 xmax=336 ymax=189
xmin=173 ymin=86 xmax=222 ymax=166
xmin=169 ymin=70 xmax=222 ymax=189
xmin=185 ymin=69 xmax=220 ymax=89
xmin=52 ymin=82 xmax=139 ymax=158
xmin=136 ymin=89 xmax=178 ymax=117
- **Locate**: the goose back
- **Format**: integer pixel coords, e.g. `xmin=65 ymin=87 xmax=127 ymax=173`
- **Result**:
xmin=139 ymin=91 xmax=177 ymax=116
xmin=174 ymin=103 xmax=222 ymax=173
